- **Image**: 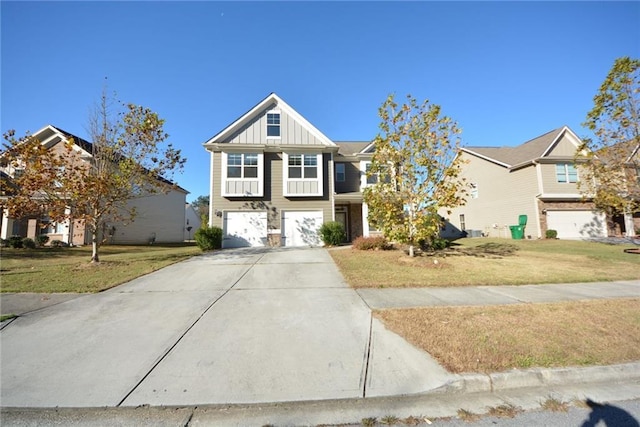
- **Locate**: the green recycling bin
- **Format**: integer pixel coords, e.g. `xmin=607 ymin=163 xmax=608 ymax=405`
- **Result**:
xmin=509 ymin=225 xmax=525 ymax=239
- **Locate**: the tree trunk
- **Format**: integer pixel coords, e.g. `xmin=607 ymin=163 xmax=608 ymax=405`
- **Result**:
xmin=408 ymin=244 xmax=415 ymax=257
xmin=91 ymin=231 xmax=100 ymax=263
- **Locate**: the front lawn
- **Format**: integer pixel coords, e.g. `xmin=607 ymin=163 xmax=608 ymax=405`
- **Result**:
xmin=376 ymin=298 xmax=640 ymax=373
xmin=0 ymin=244 xmax=201 ymax=293
xmin=330 ymin=238 xmax=640 ymax=288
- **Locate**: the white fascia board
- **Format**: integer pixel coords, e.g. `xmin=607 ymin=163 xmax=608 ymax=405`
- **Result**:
xmin=541 ymin=126 xmax=584 ymax=158
xmin=461 ymin=148 xmax=511 ymax=168
xmin=537 ymin=193 xmax=585 ymax=200
xmin=203 ymin=93 xmax=336 ymax=148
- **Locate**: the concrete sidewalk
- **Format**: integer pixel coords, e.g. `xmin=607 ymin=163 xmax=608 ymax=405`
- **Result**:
xmin=357 ymin=279 xmax=640 ymax=309
xmin=1 ymin=249 xmax=639 ymax=426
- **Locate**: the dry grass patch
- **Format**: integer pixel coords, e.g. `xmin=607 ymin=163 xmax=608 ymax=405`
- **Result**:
xmin=330 ymin=239 xmax=640 ymax=288
xmin=540 ymin=396 xmax=570 ymax=412
xmin=457 ymin=408 xmax=480 ymax=422
xmin=486 ymin=403 xmax=523 ymax=418
xmin=375 ymin=299 xmax=640 ymax=373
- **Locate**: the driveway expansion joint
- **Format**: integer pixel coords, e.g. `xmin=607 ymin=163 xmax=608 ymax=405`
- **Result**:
xmin=116 ymin=253 xmax=267 ymax=407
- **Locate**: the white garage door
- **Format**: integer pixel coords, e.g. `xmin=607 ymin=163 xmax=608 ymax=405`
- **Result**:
xmin=282 ymin=211 xmax=324 ymax=247
xmin=546 ymin=210 xmax=607 ymax=240
xmin=222 ymin=211 xmax=267 ymax=248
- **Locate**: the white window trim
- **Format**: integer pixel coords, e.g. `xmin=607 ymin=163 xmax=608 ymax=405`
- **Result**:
xmin=266 ymin=109 xmax=281 ymax=140
xmin=221 ymin=151 xmax=264 ymax=197
xmin=335 ymin=163 xmax=346 ymax=183
xmin=283 ymin=152 xmax=323 ymax=197
xmin=556 ymin=163 xmax=578 ymax=184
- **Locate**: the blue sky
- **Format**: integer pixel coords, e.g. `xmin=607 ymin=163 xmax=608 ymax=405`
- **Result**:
xmin=2 ymin=1 xmax=639 ymax=202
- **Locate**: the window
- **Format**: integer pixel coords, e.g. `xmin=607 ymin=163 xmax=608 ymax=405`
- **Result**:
xmin=556 ymin=163 xmax=578 ymax=183
xmin=470 ymin=182 xmax=478 ymax=199
xmin=288 ymin=154 xmax=318 ymax=179
xmin=335 ymin=163 xmax=345 ymax=182
xmin=227 ymin=153 xmax=258 ymax=179
xmin=365 ymin=162 xmax=378 ymax=185
xmin=13 ymin=168 xmax=24 ymax=179
xmin=266 ymin=112 xmax=280 ymax=138
xmin=459 ymin=214 xmax=466 ymax=231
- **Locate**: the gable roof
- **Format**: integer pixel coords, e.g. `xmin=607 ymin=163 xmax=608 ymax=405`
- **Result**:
xmin=30 ymin=125 xmax=188 ymax=193
xmin=203 ymin=93 xmax=336 ymax=147
xmin=335 ymin=141 xmax=370 ymax=157
xmin=462 ymin=126 xmax=582 ymax=169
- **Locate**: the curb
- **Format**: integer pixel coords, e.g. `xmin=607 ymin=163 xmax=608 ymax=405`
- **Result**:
xmin=439 ymin=361 xmax=640 ymax=394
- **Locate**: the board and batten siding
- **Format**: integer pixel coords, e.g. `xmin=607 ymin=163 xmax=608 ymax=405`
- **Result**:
xmin=223 ymin=102 xmax=325 ymax=146
xmin=211 ymin=152 xmax=333 ymax=230
xmin=442 ymin=152 xmax=541 ymax=238
xmin=225 ymin=179 xmax=261 ymax=196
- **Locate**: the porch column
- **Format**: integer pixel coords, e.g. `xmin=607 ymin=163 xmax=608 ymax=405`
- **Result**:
xmin=1 ymin=209 xmax=13 ymax=239
xmin=362 ymin=202 xmax=370 ymax=237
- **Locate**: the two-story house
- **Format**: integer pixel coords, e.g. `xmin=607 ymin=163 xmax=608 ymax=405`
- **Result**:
xmin=0 ymin=125 xmax=188 ymax=245
xmin=204 ymin=93 xmax=382 ymax=248
xmin=441 ymin=126 xmax=609 ymax=240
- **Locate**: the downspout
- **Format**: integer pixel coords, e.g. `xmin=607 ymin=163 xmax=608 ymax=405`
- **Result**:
xmin=209 ymin=150 xmax=215 ymax=227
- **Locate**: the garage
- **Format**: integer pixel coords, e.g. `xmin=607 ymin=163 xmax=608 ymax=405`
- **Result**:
xmin=546 ymin=210 xmax=607 ymax=240
xmin=222 ymin=211 xmax=267 ymax=248
xmin=282 ymin=211 xmax=324 ymax=247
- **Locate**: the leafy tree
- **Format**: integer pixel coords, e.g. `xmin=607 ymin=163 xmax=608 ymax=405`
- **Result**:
xmin=191 ymin=194 xmax=210 ymax=226
xmin=1 ymin=90 xmax=185 ymax=262
xmin=578 ymin=57 xmax=639 ymax=231
xmin=363 ymin=94 xmax=467 ymax=256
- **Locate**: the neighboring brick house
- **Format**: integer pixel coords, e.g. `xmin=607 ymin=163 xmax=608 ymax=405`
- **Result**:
xmin=0 ymin=125 xmax=188 ymax=245
xmin=440 ymin=126 xmax=630 ymax=240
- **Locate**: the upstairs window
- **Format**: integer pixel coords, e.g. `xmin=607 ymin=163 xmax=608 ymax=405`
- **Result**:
xmin=335 ymin=163 xmax=345 ymax=182
xmin=227 ymin=153 xmax=258 ymax=178
xmin=266 ymin=112 xmax=280 ymax=138
xmin=556 ymin=163 xmax=578 ymax=183
xmin=365 ymin=162 xmax=378 ymax=185
xmin=288 ymin=154 xmax=318 ymax=178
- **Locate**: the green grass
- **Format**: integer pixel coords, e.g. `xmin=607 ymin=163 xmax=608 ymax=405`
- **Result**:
xmin=330 ymin=238 xmax=640 ymax=288
xmin=0 ymin=314 xmax=18 ymax=322
xmin=0 ymin=244 xmax=201 ymax=293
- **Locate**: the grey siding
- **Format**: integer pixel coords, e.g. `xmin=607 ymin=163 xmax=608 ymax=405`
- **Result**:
xmin=211 ymin=152 xmax=332 ymax=230
xmin=335 ymin=161 xmax=362 ymax=193
xmin=224 ymin=103 xmax=325 ymax=146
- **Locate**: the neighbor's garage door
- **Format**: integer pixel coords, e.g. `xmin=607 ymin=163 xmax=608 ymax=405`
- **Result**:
xmin=282 ymin=211 xmax=323 ymax=247
xmin=546 ymin=210 xmax=606 ymax=239
xmin=222 ymin=211 xmax=267 ymax=248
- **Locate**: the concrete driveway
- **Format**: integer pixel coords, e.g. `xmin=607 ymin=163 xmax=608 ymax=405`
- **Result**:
xmin=0 ymin=247 xmax=451 ymax=408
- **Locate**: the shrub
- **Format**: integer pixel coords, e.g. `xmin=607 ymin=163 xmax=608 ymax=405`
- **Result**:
xmin=194 ymin=226 xmax=222 ymax=251
xmin=418 ymin=237 xmax=450 ymax=251
xmin=36 ymin=235 xmax=50 ymax=247
xmin=8 ymin=236 xmax=23 ymax=249
xmin=353 ymin=236 xmax=390 ymax=250
xmin=546 ymin=229 xmax=558 ymax=239
xmin=22 ymin=237 xmax=36 ymax=249
xmin=0 ymin=238 xmax=9 ymax=248
xmin=318 ymin=221 xmax=346 ymax=246
xmin=50 ymin=239 xmax=68 ymax=248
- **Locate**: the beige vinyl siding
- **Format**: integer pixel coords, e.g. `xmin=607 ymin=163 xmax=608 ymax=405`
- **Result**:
xmin=546 ymin=133 xmax=580 ymax=157
xmin=442 ymin=152 xmax=541 ymax=238
xmin=540 ymin=163 xmax=580 ymax=194
xmin=224 ymin=103 xmax=325 ymax=146
xmin=108 ymin=187 xmax=187 ymax=244
xmin=335 ymin=161 xmax=361 ymax=193
xmin=211 ymin=152 xmax=332 ymax=230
